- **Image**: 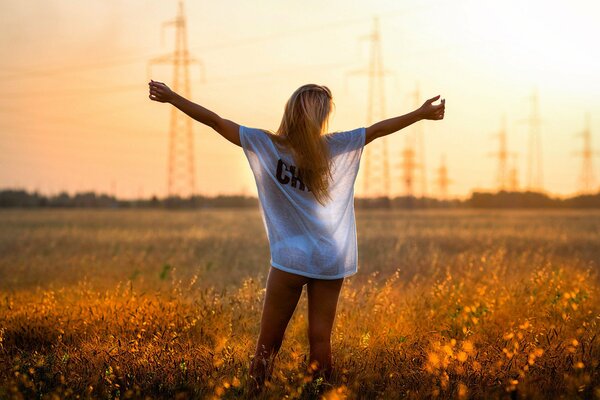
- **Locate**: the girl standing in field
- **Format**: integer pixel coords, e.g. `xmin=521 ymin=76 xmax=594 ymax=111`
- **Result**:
xmin=148 ymin=81 xmax=445 ymax=392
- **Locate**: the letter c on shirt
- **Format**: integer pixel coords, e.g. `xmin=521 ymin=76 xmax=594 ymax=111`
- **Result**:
xmin=276 ymin=159 xmax=290 ymax=185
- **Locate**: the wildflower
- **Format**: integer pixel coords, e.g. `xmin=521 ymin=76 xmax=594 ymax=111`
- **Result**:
xmin=458 ymin=382 xmax=468 ymax=398
xmin=322 ymin=386 xmax=348 ymax=400
xmin=519 ymin=321 xmax=530 ymax=330
xmin=442 ymin=345 xmax=453 ymax=356
xmin=462 ymin=340 xmax=475 ymax=354
xmin=534 ymin=348 xmax=544 ymax=357
xmin=428 ymin=352 xmax=440 ymax=368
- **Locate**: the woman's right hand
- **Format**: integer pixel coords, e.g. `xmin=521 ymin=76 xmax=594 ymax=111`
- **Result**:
xmin=419 ymin=95 xmax=445 ymax=120
xmin=148 ymin=80 xmax=175 ymax=103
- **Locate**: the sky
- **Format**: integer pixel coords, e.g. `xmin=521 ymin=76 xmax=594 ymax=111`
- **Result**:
xmin=0 ymin=0 xmax=599 ymax=199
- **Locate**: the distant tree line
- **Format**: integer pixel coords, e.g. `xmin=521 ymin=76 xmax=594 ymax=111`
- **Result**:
xmin=0 ymin=189 xmax=257 ymax=209
xmin=467 ymin=191 xmax=600 ymax=208
xmin=0 ymin=189 xmax=599 ymax=209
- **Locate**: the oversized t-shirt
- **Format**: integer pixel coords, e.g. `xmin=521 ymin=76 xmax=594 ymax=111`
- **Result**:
xmin=239 ymin=125 xmax=366 ymax=279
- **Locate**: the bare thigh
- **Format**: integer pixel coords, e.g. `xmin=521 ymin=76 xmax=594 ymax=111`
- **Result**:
xmin=307 ymin=277 xmax=344 ymax=346
xmin=255 ymin=266 xmax=310 ymax=355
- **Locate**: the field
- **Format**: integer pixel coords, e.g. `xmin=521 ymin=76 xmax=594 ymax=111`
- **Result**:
xmin=0 ymin=208 xmax=599 ymax=399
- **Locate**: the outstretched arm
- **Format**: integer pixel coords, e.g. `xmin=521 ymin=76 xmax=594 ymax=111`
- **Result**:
xmin=148 ymin=80 xmax=241 ymax=147
xmin=365 ymin=95 xmax=445 ymax=145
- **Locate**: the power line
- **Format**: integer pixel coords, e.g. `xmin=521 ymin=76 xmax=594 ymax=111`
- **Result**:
xmin=0 ymin=54 xmax=149 ymax=81
xmin=0 ymin=60 xmax=352 ymax=100
xmin=184 ymin=2 xmax=451 ymax=54
xmin=0 ymin=83 xmax=142 ymax=99
xmin=0 ymin=100 xmax=153 ymax=134
xmin=0 ymin=17 xmax=366 ymax=82
xmin=0 ymin=0 xmax=464 ymax=83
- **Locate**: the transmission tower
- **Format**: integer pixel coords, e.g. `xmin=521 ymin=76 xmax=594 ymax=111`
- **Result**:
xmin=526 ymin=88 xmax=543 ymax=191
xmin=398 ymin=142 xmax=419 ymax=196
xmin=507 ymin=153 xmax=519 ymax=191
xmin=148 ymin=0 xmax=204 ymax=198
xmin=488 ymin=114 xmax=509 ymax=191
xmin=434 ymin=154 xmax=452 ymax=199
xmin=348 ymin=17 xmax=391 ymax=199
xmin=410 ymin=84 xmax=427 ymax=197
xmin=110 ymin=179 xmax=117 ymax=198
xmin=574 ymin=112 xmax=599 ymax=194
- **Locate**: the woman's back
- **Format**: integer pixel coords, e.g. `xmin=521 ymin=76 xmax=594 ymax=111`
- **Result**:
xmin=240 ymin=125 xmax=366 ymax=279
xmin=149 ymin=78 xmax=445 ymax=391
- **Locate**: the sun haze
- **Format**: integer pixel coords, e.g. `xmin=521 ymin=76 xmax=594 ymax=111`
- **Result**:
xmin=1 ymin=0 xmax=598 ymax=199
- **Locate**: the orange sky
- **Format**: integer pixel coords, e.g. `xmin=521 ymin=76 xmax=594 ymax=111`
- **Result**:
xmin=1 ymin=0 xmax=599 ymax=199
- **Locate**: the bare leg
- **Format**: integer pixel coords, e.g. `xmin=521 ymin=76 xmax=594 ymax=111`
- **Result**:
xmin=307 ymin=277 xmax=344 ymax=381
xmin=248 ymin=266 xmax=309 ymax=392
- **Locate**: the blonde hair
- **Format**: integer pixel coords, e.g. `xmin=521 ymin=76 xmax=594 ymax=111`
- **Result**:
xmin=263 ymin=84 xmax=334 ymax=205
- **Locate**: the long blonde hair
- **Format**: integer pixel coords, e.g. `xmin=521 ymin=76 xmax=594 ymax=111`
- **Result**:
xmin=263 ymin=84 xmax=334 ymax=205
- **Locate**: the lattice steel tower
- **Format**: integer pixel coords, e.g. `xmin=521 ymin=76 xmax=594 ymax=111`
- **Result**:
xmin=526 ymin=88 xmax=543 ymax=191
xmin=574 ymin=112 xmax=598 ymax=194
xmin=508 ymin=153 xmax=519 ymax=191
xmin=411 ymin=84 xmax=427 ymax=197
xmin=350 ymin=17 xmax=391 ymax=198
xmin=489 ymin=114 xmax=509 ymax=190
xmin=435 ymin=154 xmax=452 ymax=200
xmin=149 ymin=1 xmax=203 ymax=198
xmin=399 ymin=141 xmax=418 ymax=196
xmin=397 ymin=85 xmax=423 ymax=197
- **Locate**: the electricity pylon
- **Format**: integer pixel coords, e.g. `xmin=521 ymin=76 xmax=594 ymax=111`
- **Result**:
xmin=574 ymin=112 xmax=599 ymax=194
xmin=434 ymin=154 xmax=452 ymax=199
xmin=398 ymin=143 xmax=419 ymax=196
xmin=410 ymin=84 xmax=427 ymax=197
xmin=488 ymin=114 xmax=509 ymax=191
xmin=507 ymin=153 xmax=519 ymax=191
xmin=148 ymin=0 xmax=204 ymax=198
xmin=348 ymin=16 xmax=391 ymax=199
xmin=526 ymin=88 xmax=543 ymax=191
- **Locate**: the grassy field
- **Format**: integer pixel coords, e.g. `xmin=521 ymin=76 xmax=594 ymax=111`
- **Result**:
xmin=0 ymin=208 xmax=599 ymax=399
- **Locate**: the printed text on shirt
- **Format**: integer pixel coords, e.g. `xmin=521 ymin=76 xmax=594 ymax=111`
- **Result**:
xmin=275 ymin=158 xmax=311 ymax=192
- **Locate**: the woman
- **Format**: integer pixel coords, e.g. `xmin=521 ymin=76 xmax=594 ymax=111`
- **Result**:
xmin=148 ymin=81 xmax=445 ymax=391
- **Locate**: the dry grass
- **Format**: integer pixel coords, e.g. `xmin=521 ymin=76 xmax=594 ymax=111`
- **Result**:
xmin=0 ymin=209 xmax=599 ymax=399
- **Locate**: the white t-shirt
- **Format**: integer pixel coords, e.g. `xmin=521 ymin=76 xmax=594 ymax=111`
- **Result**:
xmin=239 ymin=125 xmax=366 ymax=279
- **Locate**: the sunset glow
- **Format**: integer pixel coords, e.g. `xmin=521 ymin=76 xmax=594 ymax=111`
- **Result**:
xmin=1 ymin=0 xmax=599 ymax=198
